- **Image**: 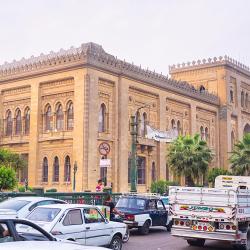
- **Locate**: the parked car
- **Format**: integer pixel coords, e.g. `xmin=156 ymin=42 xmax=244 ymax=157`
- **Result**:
xmin=26 ymin=204 xmax=127 ymax=250
xmin=0 ymin=197 xmax=66 ymax=218
xmin=0 ymin=218 xmax=58 ymax=243
xmin=0 ymin=241 xmax=108 ymax=250
xmin=115 ymin=193 xmax=171 ymax=235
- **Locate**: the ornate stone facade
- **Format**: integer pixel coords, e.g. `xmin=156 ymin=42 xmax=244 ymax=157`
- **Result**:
xmin=0 ymin=42 xmax=243 ymax=192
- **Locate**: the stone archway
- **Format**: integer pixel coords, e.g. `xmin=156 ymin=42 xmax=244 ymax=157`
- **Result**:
xmin=244 ymin=124 xmax=250 ymax=134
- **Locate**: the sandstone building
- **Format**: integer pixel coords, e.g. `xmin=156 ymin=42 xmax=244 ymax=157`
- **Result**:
xmin=0 ymin=43 xmax=249 ymax=192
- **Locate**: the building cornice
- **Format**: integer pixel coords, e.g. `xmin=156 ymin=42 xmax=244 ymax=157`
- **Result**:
xmin=169 ymin=56 xmax=250 ymax=77
xmin=0 ymin=42 xmax=219 ymax=105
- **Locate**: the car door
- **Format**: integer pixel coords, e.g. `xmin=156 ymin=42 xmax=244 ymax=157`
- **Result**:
xmin=83 ymin=207 xmax=111 ymax=246
xmin=51 ymin=208 xmax=85 ymax=245
xmin=156 ymin=200 xmax=168 ymax=226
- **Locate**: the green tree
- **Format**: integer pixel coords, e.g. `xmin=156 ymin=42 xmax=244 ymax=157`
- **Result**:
xmin=167 ymin=134 xmax=213 ymax=186
xmin=208 ymin=167 xmax=231 ymax=187
xmin=0 ymin=148 xmax=27 ymax=171
xmin=0 ymin=166 xmax=17 ymax=191
xmin=151 ymin=180 xmax=179 ymax=195
xmin=230 ymin=133 xmax=250 ymax=175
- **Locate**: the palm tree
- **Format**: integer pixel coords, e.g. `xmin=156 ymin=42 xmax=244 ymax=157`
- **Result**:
xmin=230 ymin=133 xmax=250 ymax=175
xmin=167 ymin=134 xmax=213 ymax=186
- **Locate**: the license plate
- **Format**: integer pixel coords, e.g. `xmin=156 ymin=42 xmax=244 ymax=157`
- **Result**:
xmin=192 ymin=221 xmax=215 ymax=232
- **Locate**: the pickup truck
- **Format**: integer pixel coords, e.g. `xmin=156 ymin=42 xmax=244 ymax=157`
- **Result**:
xmin=170 ymin=175 xmax=250 ymax=250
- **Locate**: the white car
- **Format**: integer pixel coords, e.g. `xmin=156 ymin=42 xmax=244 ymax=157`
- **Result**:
xmin=0 ymin=197 xmax=66 ymax=218
xmin=26 ymin=204 xmax=127 ymax=250
xmin=0 ymin=241 xmax=108 ymax=250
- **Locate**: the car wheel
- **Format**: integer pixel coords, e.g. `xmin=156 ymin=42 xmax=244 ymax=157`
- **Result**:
xmin=109 ymin=235 xmax=122 ymax=250
xmin=187 ymin=239 xmax=205 ymax=247
xmin=122 ymin=228 xmax=130 ymax=243
xmin=138 ymin=220 xmax=150 ymax=235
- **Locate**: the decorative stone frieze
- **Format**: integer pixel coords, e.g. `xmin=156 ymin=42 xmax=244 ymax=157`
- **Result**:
xmin=0 ymin=42 xmax=219 ymax=105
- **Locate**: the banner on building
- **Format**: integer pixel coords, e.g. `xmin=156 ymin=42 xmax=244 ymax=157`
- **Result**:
xmin=99 ymin=159 xmax=111 ymax=168
xmin=146 ymin=125 xmax=178 ymax=142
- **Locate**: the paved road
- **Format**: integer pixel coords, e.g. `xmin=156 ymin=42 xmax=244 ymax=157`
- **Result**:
xmin=123 ymin=227 xmax=234 ymax=250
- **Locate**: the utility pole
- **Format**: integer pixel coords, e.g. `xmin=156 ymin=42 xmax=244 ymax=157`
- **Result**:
xmin=130 ymin=115 xmax=137 ymax=192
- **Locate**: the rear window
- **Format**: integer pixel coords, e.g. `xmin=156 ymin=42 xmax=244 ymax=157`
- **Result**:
xmin=0 ymin=199 xmax=30 ymax=211
xmin=116 ymin=197 xmax=145 ymax=210
xmin=27 ymin=207 xmax=61 ymax=222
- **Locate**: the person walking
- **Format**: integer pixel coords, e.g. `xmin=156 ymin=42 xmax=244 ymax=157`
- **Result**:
xmin=96 ymin=179 xmax=103 ymax=192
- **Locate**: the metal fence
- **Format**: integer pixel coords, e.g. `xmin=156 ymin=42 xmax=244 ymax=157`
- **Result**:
xmin=0 ymin=191 xmax=122 ymax=205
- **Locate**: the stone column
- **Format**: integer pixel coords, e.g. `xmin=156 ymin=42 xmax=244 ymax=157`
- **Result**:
xmin=190 ymin=103 xmax=197 ymax=135
xmin=28 ymin=82 xmax=40 ymax=187
xmin=72 ymin=72 xmax=86 ymax=191
xmin=117 ymin=77 xmax=129 ymax=192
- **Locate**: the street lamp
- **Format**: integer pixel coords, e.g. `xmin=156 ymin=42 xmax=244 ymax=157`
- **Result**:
xmin=130 ymin=105 xmax=149 ymax=193
xmin=73 ymin=161 xmax=78 ymax=192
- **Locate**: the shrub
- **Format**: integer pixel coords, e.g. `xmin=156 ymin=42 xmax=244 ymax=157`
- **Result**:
xmin=208 ymin=167 xmax=231 ymax=187
xmin=151 ymin=180 xmax=178 ymax=195
xmin=0 ymin=166 xmax=17 ymax=191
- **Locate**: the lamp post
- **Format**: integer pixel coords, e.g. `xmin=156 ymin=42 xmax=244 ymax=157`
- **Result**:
xmin=73 ymin=161 xmax=78 ymax=192
xmin=130 ymin=105 xmax=149 ymax=193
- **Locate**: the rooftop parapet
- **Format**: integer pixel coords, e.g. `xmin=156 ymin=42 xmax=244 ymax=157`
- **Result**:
xmin=0 ymin=42 xmax=219 ymax=105
xmin=169 ymin=55 xmax=250 ymax=76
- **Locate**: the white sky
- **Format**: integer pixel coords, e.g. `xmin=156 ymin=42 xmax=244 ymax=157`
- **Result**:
xmin=0 ymin=0 xmax=249 ymax=75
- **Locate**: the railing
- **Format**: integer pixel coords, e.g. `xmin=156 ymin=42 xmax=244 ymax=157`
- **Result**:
xmin=0 ymin=191 xmax=122 ymax=205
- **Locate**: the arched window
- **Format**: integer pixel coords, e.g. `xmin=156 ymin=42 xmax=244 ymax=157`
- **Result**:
xmin=171 ymin=119 xmax=176 ymax=129
xmin=230 ymin=90 xmax=234 ymax=103
xmin=151 ymin=162 xmax=156 ymax=182
xmin=24 ymin=108 xmax=30 ymax=135
xmin=137 ymin=156 xmax=146 ymax=184
xmin=177 ymin=120 xmax=181 ymax=135
xmin=42 ymin=157 xmax=48 ymax=182
xmin=45 ymin=105 xmax=53 ymax=131
xmin=140 ymin=112 xmax=147 ymax=137
xmin=53 ymin=156 xmax=59 ymax=182
xmin=98 ymin=103 xmax=107 ymax=132
xmin=241 ymin=91 xmax=245 ymax=107
xmin=205 ymin=127 xmax=209 ymax=142
xmin=56 ymin=104 xmax=64 ymax=131
xmin=135 ymin=111 xmax=141 ymax=136
xmin=64 ymin=156 xmax=71 ymax=182
xmin=245 ymin=93 xmax=248 ymax=108
xmin=244 ymin=124 xmax=250 ymax=134
xmin=15 ymin=109 xmax=22 ymax=135
xmin=67 ymin=102 xmax=74 ymax=130
xmin=200 ymin=126 xmax=205 ymax=140
xmin=231 ymin=131 xmax=235 ymax=151
xmin=6 ymin=110 xmax=12 ymax=136
xmin=199 ymin=85 xmax=205 ymax=93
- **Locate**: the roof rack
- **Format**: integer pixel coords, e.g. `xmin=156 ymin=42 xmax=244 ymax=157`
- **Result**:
xmin=121 ymin=193 xmax=161 ymax=199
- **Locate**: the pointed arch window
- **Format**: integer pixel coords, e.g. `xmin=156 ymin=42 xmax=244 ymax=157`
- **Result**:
xmin=67 ymin=102 xmax=74 ymax=130
xmin=15 ymin=109 xmax=22 ymax=135
xmin=45 ymin=105 xmax=53 ymax=131
xmin=152 ymin=162 xmax=156 ymax=183
xmin=200 ymin=126 xmax=205 ymax=140
xmin=230 ymin=90 xmax=234 ymax=103
xmin=140 ymin=112 xmax=147 ymax=137
xmin=199 ymin=85 xmax=205 ymax=93
xmin=24 ymin=108 xmax=30 ymax=135
xmin=64 ymin=156 xmax=71 ymax=182
xmin=135 ymin=111 xmax=141 ymax=136
xmin=42 ymin=157 xmax=48 ymax=182
xmin=245 ymin=93 xmax=248 ymax=108
xmin=171 ymin=119 xmax=176 ymax=129
xmin=205 ymin=127 xmax=209 ymax=142
xmin=53 ymin=156 xmax=59 ymax=182
xmin=177 ymin=120 xmax=181 ymax=135
xmin=6 ymin=111 xmax=12 ymax=136
xmin=56 ymin=104 xmax=64 ymax=131
xmin=241 ymin=91 xmax=245 ymax=107
xmin=98 ymin=104 xmax=107 ymax=132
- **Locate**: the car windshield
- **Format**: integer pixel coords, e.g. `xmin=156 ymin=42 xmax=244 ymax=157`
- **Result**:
xmin=27 ymin=207 xmax=61 ymax=222
xmin=116 ymin=197 xmax=145 ymax=210
xmin=0 ymin=199 xmax=30 ymax=211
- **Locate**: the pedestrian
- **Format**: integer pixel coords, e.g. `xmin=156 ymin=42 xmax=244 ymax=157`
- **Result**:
xmin=96 ymin=179 xmax=103 ymax=192
xmin=103 ymin=194 xmax=123 ymax=221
